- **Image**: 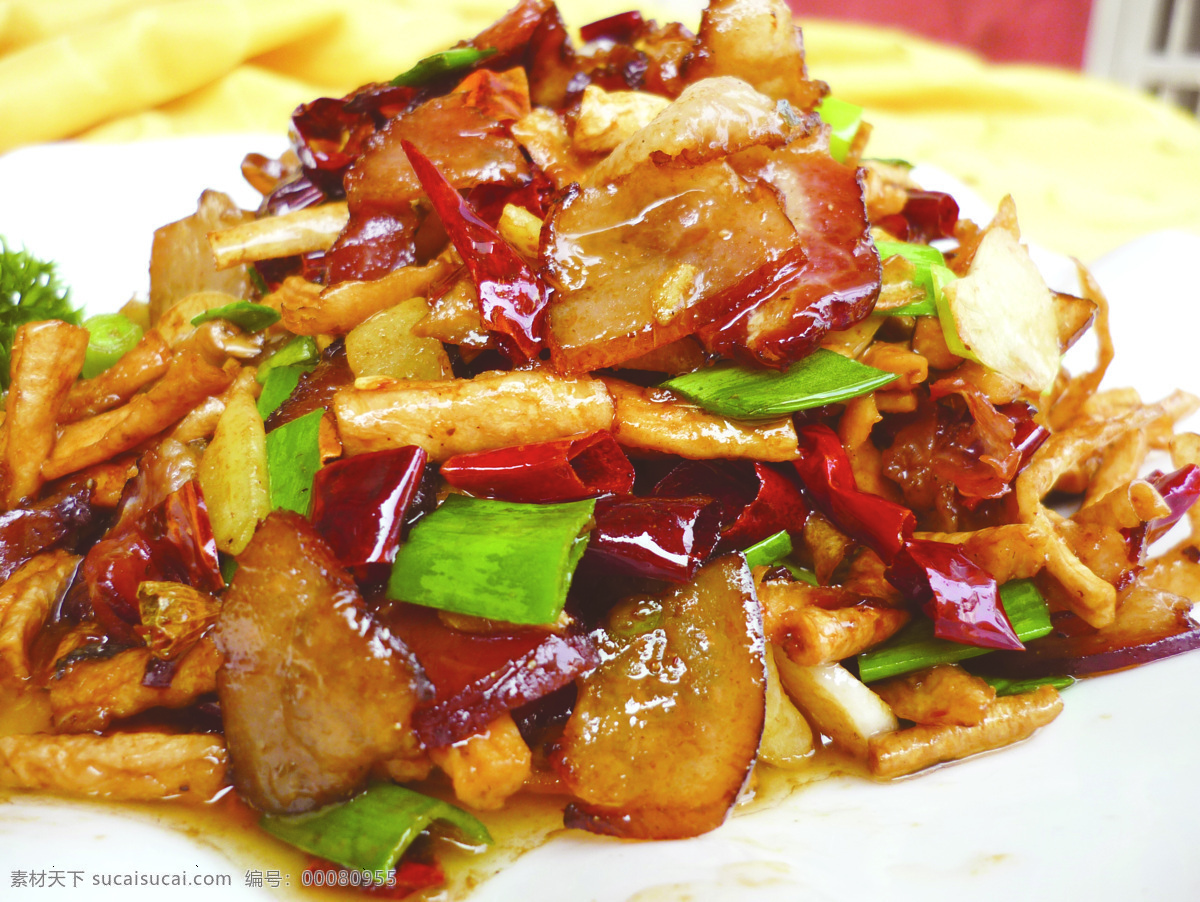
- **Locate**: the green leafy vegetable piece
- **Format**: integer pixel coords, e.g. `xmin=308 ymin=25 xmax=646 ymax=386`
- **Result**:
xmin=661 ymin=349 xmax=897 ymax=419
xmin=815 ymin=96 xmax=864 ymax=164
xmin=857 ymin=579 xmax=1053 ymax=682
xmin=264 ymin=409 xmax=323 ymax=515
xmin=256 ymin=335 xmax=319 ymax=385
xmin=983 ymin=674 xmax=1076 ymax=697
xmin=256 ymin=365 xmax=305 ymax=419
xmin=247 ymin=263 xmax=269 ymax=297
xmin=191 ymin=301 xmax=281 ymax=333
xmin=390 ymin=47 xmax=497 ymax=87
xmin=0 ymin=239 xmax=81 ymax=390
xmin=388 ymin=494 xmax=595 ymax=625
xmin=875 ymin=239 xmax=947 ymax=317
xmin=743 ymin=530 xmax=793 ymax=569
xmin=81 ymin=313 xmax=143 ymax=379
xmin=260 ymin=783 xmax=491 ymax=874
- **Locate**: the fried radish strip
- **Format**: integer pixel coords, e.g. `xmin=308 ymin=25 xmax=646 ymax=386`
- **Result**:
xmin=605 ymin=378 xmax=799 ymax=461
xmin=335 ymin=370 xmax=613 ymax=461
xmin=759 ymin=579 xmax=910 ymax=666
xmin=208 ymin=202 xmax=350 ymax=270
xmin=414 ymin=278 xmax=489 ymax=348
xmin=1082 ymin=430 xmax=1148 ymax=508
xmin=1 ymin=321 xmax=90 ymax=507
xmin=1016 ymin=391 xmax=1199 ymax=522
xmin=0 ymin=732 xmax=227 ymax=803
xmin=510 ymin=108 xmax=588 ymax=189
xmin=59 ymin=331 xmax=173 ymax=423
xmin=838 ymin=394 xmax=899 ymax=502
xmin=867 ymin=685 xmax=1063 ymax=778
xmin=169 ymin=366 xmax=261 ymax=445
xmin=0 ymin=551 xmax=80 ymax=682
xmin=802 ymin=513 xmax=854 ymax=585
xmin=153 ymin=291 xmax=247 ymax=348
xmin=861 ymin=342 xmax=929 ymax=392
xmin=1048 ymin=263 xmax=1114 ymax=432
xmin=42 ymin=351 xmax=235 ymax=481
xmin=281 ymin=259 xmax=453 ymax=336
xmin=573 ymin=84 xmax=671 ymax=156
xmin=49 ymin=635 xmax=223 ymax=733
xmin=428 ymin=714 xmax=532 ymax=811
xmin=872 ymin=664 xmax=996 ymax=728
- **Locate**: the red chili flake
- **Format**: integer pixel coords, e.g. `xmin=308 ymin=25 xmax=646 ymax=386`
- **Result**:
xmin=888 ymin=538 xmax=1023 ymax=652
xmin=440 ymin=431 xmax=633 ymax=503
xmin=402 ymin=140 xmax=549 ymax=364
xmin=793 ymin=423 xmax=915 ymax=562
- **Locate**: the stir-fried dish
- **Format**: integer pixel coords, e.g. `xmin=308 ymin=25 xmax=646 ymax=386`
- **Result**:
xmin=2 ymin=0 xmax=1200 ymax=893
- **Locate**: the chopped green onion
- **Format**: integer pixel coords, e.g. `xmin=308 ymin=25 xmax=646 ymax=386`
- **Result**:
xmin=785 ymin=564 xmax=819 ymax=585
xmin=264 ymin=408 xmax=323 ymax=515
xmin=247 ymin=263 xmax=269 ymax=297
xmin=743 ymin=530 xmax=793 ymax=569
xmin=219 ymin=554 xmax=239 ymax=585
xmin=815 ymin=96 xmax=864 ymax=164
xmin=191 ymin=301 xmax=281 ymax=333
xmin=81 ymin=313 xmax=143 ymax=379
xmin=857 ymin=579 xmax=1053 ymax=682
xmin=260 ymin=783 xmax=491 ymax=874
xmin=875 ymin=239 xmax=946 ymax=317
xmin=983 ymin=674 xmax=1076 ymax=697
xmin=390 ymin=47 xmax=497 ymax=87
xmin=256 ymin=365 xmax=305 ymax=419
xmin=931 ymin=263 xmax=979 ymax=363
xmin=388 ymin=494 xmax=595 ymax=625
xmin=661 ymin=349 xmax=897 ymax=419
xmin=256 ymin=335 xmax=319 ymax=385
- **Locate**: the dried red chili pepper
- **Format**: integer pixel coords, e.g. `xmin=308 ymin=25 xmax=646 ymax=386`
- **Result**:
xmin=311 ymin=446 xmax=428 ymax=568
xmin=403 ymin=140 xmax=549 ymax=364
xmin=439 ymin=431 xmax=633 ymax=503
xmin=888 ymin=538 xmax=1023 ymax=651
xmin=580 ymin=10 xmax=645 ymax=43
xmin=793 ymin=423 xmax=915 ymax=562
xmin=580 ymin=495 xmax=723 ymax=583
xmin=876 ymin=190 xmax=960 ymax=243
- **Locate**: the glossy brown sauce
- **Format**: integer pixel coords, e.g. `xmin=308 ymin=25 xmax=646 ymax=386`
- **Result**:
xmin=0 ymin=674 xmax=858 ymax=902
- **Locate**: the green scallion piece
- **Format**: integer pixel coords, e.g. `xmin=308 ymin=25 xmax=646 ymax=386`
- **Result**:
xmin=743 ymin=530 xmax=793 ymax=569
xmin=191 ymin=301 xmax=281 ymax=333
xmin=815 ymin=96 xmax=864 ymax=164
xmin=390 ymin=47 xmax=497 ymax=87
xmin=264 ymin=408 xmax=323 ymax=515
xmin=256 ymin=365 xmax=305 ymax=419
xmin=931 ymin=263 xmax=979 ymax=363
xmin=256 ymin=335 xmax=319 ymax=385
xmin=247 ymin=263 xmax=269 ymax=297
xmin=783 ymin=563 xmax=819 ymax=585
xmin=81 ymin=313 xmax=143 ymax=379
xmin=876 ymin=239 xmax=946 ymax=317
xmin=260 ymin=783 xmax=491 ymax=874
xmin=388 ymin=494 xmax=595 ymax=625
xmin=983 ymin=674 xmax=1076 ymax=697
xmin=857 ymin=579 xmax=1053 ymax=682
xmin=219 ymin=554 xmax=239 ymax=585
xmin=661 ymin=348 xmax=897 ymax=419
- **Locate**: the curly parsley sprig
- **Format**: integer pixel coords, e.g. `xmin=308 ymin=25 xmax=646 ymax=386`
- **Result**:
xmin=0 ymin=239 xmax=82 ymax=391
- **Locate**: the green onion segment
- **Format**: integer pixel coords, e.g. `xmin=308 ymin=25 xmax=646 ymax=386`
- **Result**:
xmin=931 ymin=263 xmax=979 ymax=363
xmin=191 ymin=301 xmax=281 ymax=333
xmin=857 ymin=579 xmax=1053 ymax=683
xmin=257 ymin=335 xmax=319 ymax=385
xmin=388 ymin=494 xmax=595 ymax=625
xmin=264 ymin=408 xmax=323 ymax=516
xmin=256 ymin=365 xmax=305 ymax=419
xmin=81 ymin=313 xmax=143 ymax=379
xmin=260 ymin=783 xmax=491 ymax=874
xmin=984 ymin=674 xmax=1076 ymax=697
xmin=390 ymin=47 xmax=497 ymax=87
xmin=661 ymin=349 xmax=897 ymax=419
xmin=743 ymin=530 xmax=793 ymax=569
xmin=876 ymin=239 xmax=946 ymax=317
xmin=815 ymin=96 xmax=863 ymax=164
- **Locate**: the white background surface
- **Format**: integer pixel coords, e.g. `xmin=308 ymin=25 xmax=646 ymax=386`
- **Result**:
xmin=1 ymin=138 xmax=1198 ymax=901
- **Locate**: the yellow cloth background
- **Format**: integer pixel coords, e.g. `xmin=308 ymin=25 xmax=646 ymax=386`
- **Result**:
xmin=1 ymin=0 xmax=1198 ymax=261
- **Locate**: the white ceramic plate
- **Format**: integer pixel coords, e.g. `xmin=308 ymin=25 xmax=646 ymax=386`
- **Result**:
xmin=1 ymin=138 xmax=1199 ymax=901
